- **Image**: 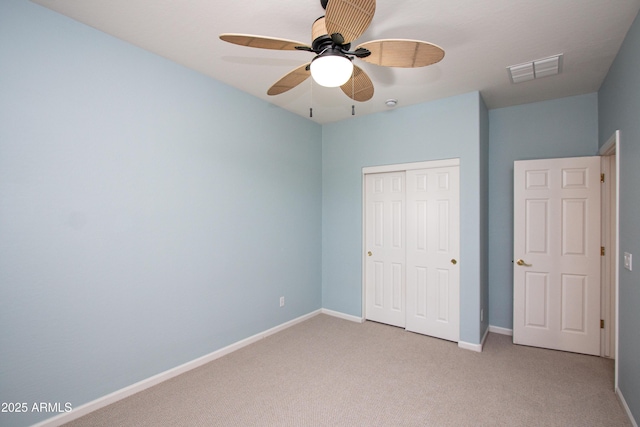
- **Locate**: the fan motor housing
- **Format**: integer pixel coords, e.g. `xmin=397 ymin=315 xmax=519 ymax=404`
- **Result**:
xmin=312 ymin=16 xmax=350 ymax=51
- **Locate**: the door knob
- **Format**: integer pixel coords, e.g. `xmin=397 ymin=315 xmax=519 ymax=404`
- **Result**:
xmin=516 ymin=259 xmax=532 ymax=267
xmin=367 ymin=251 xmax=372 ymax=257
xmin=451 ymin=259 xmax=457 ymax=265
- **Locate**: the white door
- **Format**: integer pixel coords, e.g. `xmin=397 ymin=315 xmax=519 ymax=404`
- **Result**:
xmin=513 ymin=156 xmax=601 ymax=355
xmin=365 ymin=172 xmax=406 ymax=327
xmin=405 ymin=167 xmax=460 ymax=342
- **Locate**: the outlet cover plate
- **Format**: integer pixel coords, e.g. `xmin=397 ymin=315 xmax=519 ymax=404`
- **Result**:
xmin=624 ymin=252 xmax=632 ymax=271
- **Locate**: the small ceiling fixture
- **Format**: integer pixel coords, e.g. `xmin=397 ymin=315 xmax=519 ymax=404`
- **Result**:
xmin=385 ymin=99 xmax=398 ymax=107
xmin=508 ymin=54 xmax=563 ymax=84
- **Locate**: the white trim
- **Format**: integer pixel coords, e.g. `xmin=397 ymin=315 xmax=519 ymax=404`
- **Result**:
xmin=599 ymin=130 xmax=619 ymax=156
xmin=481 ymin=326 xmax=489 ymax=346
xmin=362 ymin=158 xmax=460 ymax=174
xmin=32 ymin=310 xmax=322 ymax=427
xmin=458 ymin=326 xmax=489 ymax=352
xmin=489 ymin=325 xmax=514 ymax=336
xmin=361 ymin=172 xmax=367 ymax=324
xmin=617 ymin=388 xmax=639 ymax=427
xmin=458 ymin=340 xmax=483 ymax=352
xmin=600 ymin=130 xmax=620 ymax=391
xmin=611 ymin=130 xmax=616 ymax=392
xmin=600 ymin=155 xmax=611 ymax=357
xmin=321 ymin=308 xmax=365 ymax=323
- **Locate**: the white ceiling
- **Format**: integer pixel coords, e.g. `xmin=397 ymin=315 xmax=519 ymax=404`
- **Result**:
xmin=31 ymin=0 xmax=640 ymax=124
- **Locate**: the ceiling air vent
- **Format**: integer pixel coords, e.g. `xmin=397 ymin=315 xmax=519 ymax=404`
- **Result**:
xmin=508 ymin=54 xmax=563 ymax=84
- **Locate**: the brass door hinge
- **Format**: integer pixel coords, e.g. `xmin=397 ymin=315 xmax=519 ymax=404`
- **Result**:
xmin=601 ymin=246 xmax=605 ymax=256
xmin=601 ymin=319 xmax=605 ymax=329
xmin=601 ymin=173 xmax=605 ymax=183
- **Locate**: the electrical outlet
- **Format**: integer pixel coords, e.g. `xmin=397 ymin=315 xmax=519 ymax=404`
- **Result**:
xmin=624 ymin=252 xmax=633 ymax=271
xmin=280 ymin=296 xmax=285 ymax=307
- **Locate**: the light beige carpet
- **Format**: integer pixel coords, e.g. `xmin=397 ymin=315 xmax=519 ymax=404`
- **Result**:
xmin=64 ymin=314 xmax=631 ymax=426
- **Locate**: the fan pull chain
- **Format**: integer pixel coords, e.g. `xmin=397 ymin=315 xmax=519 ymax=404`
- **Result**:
xmin=351 ymin=67 xmax=356 ymax=116
xmin=309 ymin=75 xmax=313 ymax=118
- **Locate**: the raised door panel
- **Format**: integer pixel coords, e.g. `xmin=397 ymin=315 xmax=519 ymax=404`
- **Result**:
xmin=524 ymin=272 xmax=548 ymax=328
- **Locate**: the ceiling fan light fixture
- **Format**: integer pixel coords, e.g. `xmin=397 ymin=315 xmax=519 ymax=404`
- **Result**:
xmin=220 ymin=0 xmax=444 ymax=106
xmin=310 ymin=52 xmax=353 ymax=87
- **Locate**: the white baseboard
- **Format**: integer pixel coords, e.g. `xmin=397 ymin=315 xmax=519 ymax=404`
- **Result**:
xmin=617 ymin=387 xmax=638 ymax=427
xmin=481 ymin=326 xmax=489 ymax=347
xmin=321 ymin=308 xmax=364 ymax=323
xmin=33 ymin=309 xmax=322 ymax=427
xmin=488 ymin=325 xmax=513 ymax=336
xmin=458 ymin=326 xmax=489 ymax=353
xmin=458 ymin=340 xmax=482 ymax=352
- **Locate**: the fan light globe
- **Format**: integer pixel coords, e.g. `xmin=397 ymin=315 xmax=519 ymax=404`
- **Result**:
xmin=310 ymin=54 xmax=353 ymax=87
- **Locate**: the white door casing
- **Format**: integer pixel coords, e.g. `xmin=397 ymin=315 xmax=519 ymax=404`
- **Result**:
xmin=365 ymin=172 xmax=406 ymax=328
xmin=600 ymin=154 xmax=616 ymax=359
xmin=405 ymin=167 xmax=460 ymax=342
xmin=599 ymin=130 xmax=620 ymax=390
xmin=513 ymin=156 xmax=601 ymax=355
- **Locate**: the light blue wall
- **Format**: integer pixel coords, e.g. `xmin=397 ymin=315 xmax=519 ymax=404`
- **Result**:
xmin=487 ymin=94 xmax=599 ymax=329
xmin=321 ymin=91 xmax=487 ymax=344
xmin=598 ymin=11 xmax=640 ymax=422
xmin=0 ymin=1 xmax=322 ymax=426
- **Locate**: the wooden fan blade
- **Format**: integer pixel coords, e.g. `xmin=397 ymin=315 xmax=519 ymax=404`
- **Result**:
xmin=267 ymin=63 xmax=311 ymax=96
xmin=325 ymin=0 xmax=376 ymax=44
xmin=356 ymin=39 xmax=445 ymax=68
xmin=220 ymin=34 xmax=310 ymax=51
xmin=340 ymin=65 xmax=374 ymax=102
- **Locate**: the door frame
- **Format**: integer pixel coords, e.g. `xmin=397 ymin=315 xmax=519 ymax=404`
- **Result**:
xmin=599 ymin=130 xmax=620 ymax=390
xmin=361 ymin=158 xmax=460 ymax=322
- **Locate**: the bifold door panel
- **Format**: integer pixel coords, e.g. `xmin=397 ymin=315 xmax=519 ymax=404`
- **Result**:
xmin=365 ymin=172 xmax=406 ymax=328
xmin=405 ymin=167 xmax=460 ymax=342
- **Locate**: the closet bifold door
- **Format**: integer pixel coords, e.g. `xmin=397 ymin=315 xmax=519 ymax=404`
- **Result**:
xmin=364 ymin=171 xmax=406 ymax=328
xmin=405 ymin=166 xmax=460 ymax=342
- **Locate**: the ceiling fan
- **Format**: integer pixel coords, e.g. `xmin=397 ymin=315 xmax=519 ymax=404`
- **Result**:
xmin=219 ymin=0 xmax=445 ymax=103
